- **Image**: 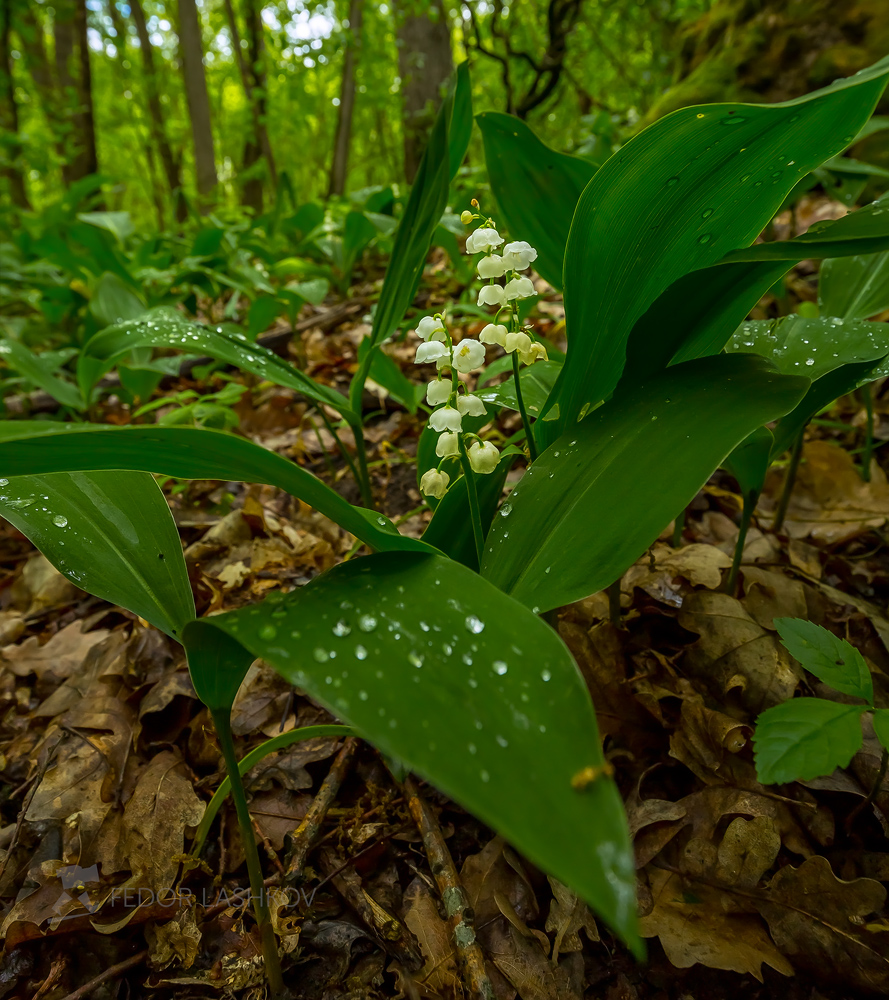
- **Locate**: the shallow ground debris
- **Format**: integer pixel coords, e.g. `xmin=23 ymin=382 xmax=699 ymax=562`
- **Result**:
xmin=4 ymin=286 xmax=889 ymax=1000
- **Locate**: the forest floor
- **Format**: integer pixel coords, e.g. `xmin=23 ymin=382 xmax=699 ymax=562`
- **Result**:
xmin=3 ymin=220 xmax=889 ymax=999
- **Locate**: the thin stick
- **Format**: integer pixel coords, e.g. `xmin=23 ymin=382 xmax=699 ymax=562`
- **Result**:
xmin=672 ymin=507 xmax=686 ymax=548
xmin=861 ymin=383 xmax=875 ymax=483
xmin=845 ymin=745 xmax=889 ymax=835
xmin=57 ymin=950 xmax=148 ymax=1000
xmin=607 ymin=579 xmax=621 ymax=628
xmin=404 ymin=777 xmax=494 ymax=1000
xmin=283 ymin=736 xmax=360 ymax=885
xmin=725 ymin=490 xmax=757 ymax=595
xmin=773 ymin=428 xmax=804 ymax=532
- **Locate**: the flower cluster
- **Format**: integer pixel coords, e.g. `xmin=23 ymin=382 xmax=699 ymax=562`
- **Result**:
xmin=415 ymin=203 xmax=547 ymax=501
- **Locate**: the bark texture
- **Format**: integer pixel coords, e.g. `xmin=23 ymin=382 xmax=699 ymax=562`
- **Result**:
xmin=177 ymin=0 xmax=217 ymax=200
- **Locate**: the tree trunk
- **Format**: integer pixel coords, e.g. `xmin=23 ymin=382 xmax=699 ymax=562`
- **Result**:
xmin=395 ymin=0 xmax=453 ymax=183
xmin=0 ymin=0 xmax=30 ymax=208
xmin=328 ymin=0 xmax=363 ymax=197
xmin=130 ymin=0 xmax=186 ymax=220
xmin=223 ymin=0 xmax=276 ymax=213
xmin=53 ymin=0 xmax=99 ymax=185
xmin=177 ymin=0 xmax=217 ymax=202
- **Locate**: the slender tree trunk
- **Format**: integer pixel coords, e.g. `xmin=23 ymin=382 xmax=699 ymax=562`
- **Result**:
xmin=177 ymin=0 xmax=217 ymax=202
xmin=223 ymin=0 xmax=276 ymax=213
xmin=0 ymin=0 xmax=31 ymax=208
xmin=53 ymin=0 xmax=99 ymax=185
xmin=328 ymin=0 xmax=363 ymax=197
xmin=395 ymin=0 xmax=453 ymax=182
xmin=129 ymin=0 xmax=185 ymax=220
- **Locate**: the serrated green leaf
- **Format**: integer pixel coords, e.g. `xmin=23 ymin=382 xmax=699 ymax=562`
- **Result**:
xmin=0 ymin=472 xmax=194 ymax=639
xmin=774 ymin=618 xmax=873 ymax=701
xmin=183 ymin=551 xmax=640 ymax=952
xmin=754 ymin=699 xmax=865 ymax=784
xmin=872 ymin=709 xmax=889 ymax=753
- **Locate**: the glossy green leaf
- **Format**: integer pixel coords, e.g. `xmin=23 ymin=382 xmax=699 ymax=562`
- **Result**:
xmin=774 ymin=618 xmax=873 ymax=701
xmin=726 ymin=314 xmax=889 ymax=380
xmin=820 ymin=250 xmax=889 ymax=321
xmin=478 ymin=112 xmax=596 ymax=289
xmin=552 ymin=56 xmax=889 ymax=433
xmin=79 ymin=307 xmax=354 ymax=421
xmin=626 ymin=191 xmax=889 ymax=383
xmin=190 ymin=725 xmax=353 ymax=857
xmin=448 ymin=61 xmax=473 ymax=182
xmin=183 ymin=551 xmax=639 ymax=951
xmin=476 ymin=360 xmax=562 ymax=418
xmin=481 ymin=355 xmax=809 ymax=613
xmin=722 ymin=426 xmax=774 ymax=501
xmin=754 ymin=699 xmax=864 ymax=784
xmin=89 ymin=271 xmax=145 ymax=327
xmin=0 ymin=471 xmax=194 ymax=639
xmin=0 ymin=339 xmax=83 ymax=409
xmin=0 ymin=422 xmax=436 ymax=556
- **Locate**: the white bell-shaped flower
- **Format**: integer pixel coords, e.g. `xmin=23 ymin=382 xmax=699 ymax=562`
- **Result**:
xmin=435 ymin=431 xmax=460 ymax=458
xmin=420 ymin=468 xmax=450 ymax=499
xmin=426 ymin=379 xmax=452 ymax=406
xmin=429 ymin=406 xmax=463 ymax=433
xmin=452 ymin=338 xmax=486 ymax=373
xmin=415 ymin=341 xmax=450 ymax=365
xmin=504 ymin=331 xmax=532 ymax=355
xmin=456 ymin=393 xmax=486 ymax=417
xmin=417 ymin=315 xmax=447 ymax=342
xmin=478 ymin=284 xmax=507 ymax=308
xmin=520 ymin=342 xmax=548 ymax=366
xmin=436 ymin=353 xmax=452 ymax=371
xmin=468 ymin=440 xmax=499 ymax=474
xmin=479 ymin=323 xmax=507 ymax=347
xmin=466 ymin=227 xmax=504 ymax=254
xmin=502 ymin=241 xmax=538 ymax=271
xmin=477 ymin=254 xmax=508 ymax=279
xmin=504 ymin=276 xmax=536 ymax=301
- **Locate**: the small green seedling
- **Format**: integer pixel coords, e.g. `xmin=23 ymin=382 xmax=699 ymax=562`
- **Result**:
xmin=754 ymin=617 xmax=889 ymax=784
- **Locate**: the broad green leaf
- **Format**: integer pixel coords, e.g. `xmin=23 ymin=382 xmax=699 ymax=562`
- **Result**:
xmin=476 ymin=360 xmax=562 ymax=418
xmin=626 ymin=193 xmax=889 ymax=383
xmin=774 ymin=618 xmax=873 ymax=701
xmin=360 ymin=338 xmax=425 ymax=413
xmin=190 ymin=724 xmax=353 ymax=858
xmin=0 ymin=422 xmax=436 ymax=557
xmin=481 ymin=355 xmax=809 ymax=613
xmin=183 ymin=551 xmax=639 ymax=951
xmin=552 ymin=56 xmax=889 ymax=433
xmin=89 ymin=271 xmax=145 ymax=327
xmin=448 ymin=61 xmax=473 ymax=181
xmin=0 ymin=472 xmax=194 ymax=639
xmin=820 ymin=250 xmax=889 ymax=321
xmin=726 ymin=315 xmax=889 ymax=380
xmin=722 ymin=426 xmax=774 ymax=501
xmin=79 ymin=308 xmax=354 ymax=422
xmin=754 ymin=699 xmax=864 ymax=784
xmin=77 ymin=211 xmax=134 ymax=243
xmin=872 ymin=709 xmax=889 ymax=753
xmin=478 ymin=112 xmax=596 ymax=289
xmin=0 ymin=339 xmax=83 ymax=410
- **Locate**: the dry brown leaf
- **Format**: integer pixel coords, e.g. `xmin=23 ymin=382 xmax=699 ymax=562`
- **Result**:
xmin=146 ymin=901 xmax=202 ymax=969
xmin=639 ymin=868 xmax=793 ymax=980
xmin=544 ymin=877 xmax=599 ymax=963
xmin=740 ymin=566 xmax=808 ymax=631
xmin=714 ymin=816 xmax=781 ymax=889
xmin=461 ymin=836 xmax=538 ymax=927
xmin=756 ymin=856 xmax=889 ymax=992
xmin=484 ymin=920 xmax=582 ymax=1000
xmin=678 ymin=591 xmax=802 ymax=711
xmin=3 ymin=620 xmax=111 ymax=681
xmin=622 ymin=543 xmax=732 ymax=606
xmin=765 ymin=440 xmax=889 ymax=544
xmin=668 ymin=696 xmax=751 ymax=784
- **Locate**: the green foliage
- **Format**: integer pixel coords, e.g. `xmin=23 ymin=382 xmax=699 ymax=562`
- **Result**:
xmin=754 ymin=619 xmax=887 ymax=785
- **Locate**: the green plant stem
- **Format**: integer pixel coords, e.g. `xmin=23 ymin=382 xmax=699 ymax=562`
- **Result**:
xmin=607 ymin=579 xmax=621 ymax=627
xmin=318 ymin=408 xmax=367 ymax=504
xmin=726 ymin=490 xmax=757 ymax=595
xmin=845 ymin=744 xmax=889 ymax=835
xmin=862 ymin=383 xmax=875 ymax=483
xmin=773 ymin=427 xmax=805 ymax=533
xmin=511 ymin=351 xmax=538 ymax=462
xmin=458 ymin=438 xmax=485 ymax=565
xmin=672 ymin=507 xmax=686 ymax=548
xmin=210 ymin=708 xmax=286 ymax=999
xmin=307 ymin=415 xmax=337 ymax=479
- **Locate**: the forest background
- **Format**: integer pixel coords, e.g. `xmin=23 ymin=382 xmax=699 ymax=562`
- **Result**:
xmin=6 ymin=0 xmax=889 ymax=231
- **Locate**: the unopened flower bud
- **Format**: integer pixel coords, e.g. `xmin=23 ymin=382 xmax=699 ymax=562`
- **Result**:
xmin=468 ymin=440 xmax=499 ymax=474
xmin=420 ymin=468 xmax=450 ymax=499
xmin=460 ymin=210 xmax=474 ymax=225
xmin=436 ymin=431 xmax=460 ymax=458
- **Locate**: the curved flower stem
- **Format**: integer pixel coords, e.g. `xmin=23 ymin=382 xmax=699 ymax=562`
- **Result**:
xmin=318 ymin=409 xmax=366 ymax=502
xmin=210 ymin=709 xmax=286 ymax=1000
xmin=773 ymin=427 xmax=805 ymax=532
xmin=512 ymin=351 xmax=538 ymax=462
xmin=726 ymin=489 xmax=757 ymax=595
xmin=845 ymin=743 xmax=889 ymax=835
xmin=458 ymin=437 xmax=485 ymax=565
